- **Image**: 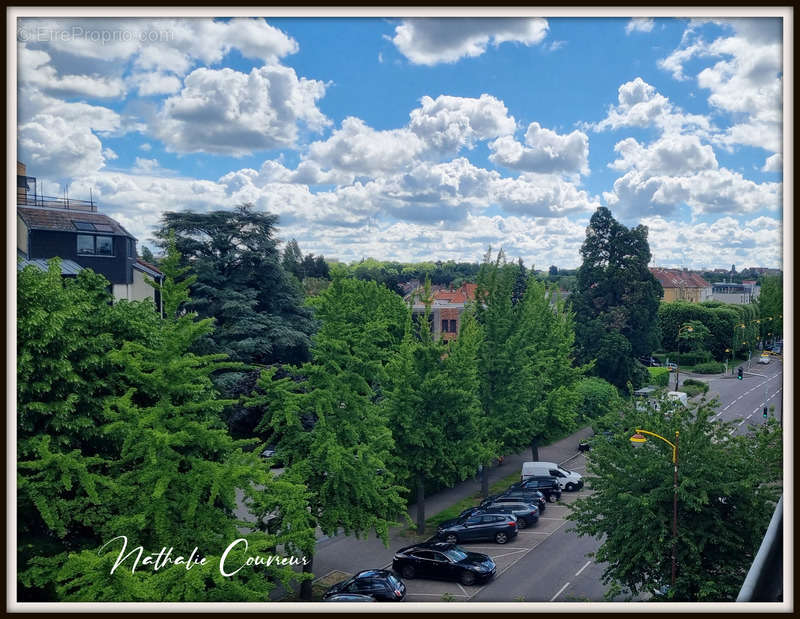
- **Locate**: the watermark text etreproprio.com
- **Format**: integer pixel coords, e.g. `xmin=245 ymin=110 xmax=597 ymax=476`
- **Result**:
xmin=18 ymin=24 xmax=174 ymax=44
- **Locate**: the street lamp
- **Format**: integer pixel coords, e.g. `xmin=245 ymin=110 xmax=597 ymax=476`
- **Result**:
xmin=630 ymin=429 xmax=680 ymax=590
xmin=675 ymin=325 xmax=693 ymax=391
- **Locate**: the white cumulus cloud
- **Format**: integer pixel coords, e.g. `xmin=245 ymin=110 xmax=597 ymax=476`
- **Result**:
xmin=489 ymin=122 xmax=589 ymax=176
xmin=154 ymin=65 xmax=329 ymax=155
xmin=391 ymin=18 xmax=548 ymax=66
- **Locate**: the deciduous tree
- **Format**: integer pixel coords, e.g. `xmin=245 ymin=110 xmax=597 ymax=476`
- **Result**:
xmin=567 ymin=398 xmax=782 ymax=601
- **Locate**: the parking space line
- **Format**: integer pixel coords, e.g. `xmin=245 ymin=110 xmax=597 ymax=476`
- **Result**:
xmin=574 ymin=560 xmax=591 ymax=578
xmin=457 ymin=583 xmax=468 ymax=596
xmin=550 ymin=581 xmax=570 ymax=601
xmin=407 ymin=592 xmax=469 ymax=598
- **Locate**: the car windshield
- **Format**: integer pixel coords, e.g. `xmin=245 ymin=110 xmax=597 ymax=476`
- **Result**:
xmin=386 ymin=573 xmax=402 ymax=588
xmin=442 ymin=548 xmax=468 ymax=562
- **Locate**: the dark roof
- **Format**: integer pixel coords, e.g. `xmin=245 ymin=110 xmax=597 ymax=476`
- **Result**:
xmin=18 ymin=258 xmax=84 ymax=275
xmin=17 ymin=207 xmax=135 ymax=239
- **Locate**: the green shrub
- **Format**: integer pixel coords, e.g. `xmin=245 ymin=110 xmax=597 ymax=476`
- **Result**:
xmin=673 ymin=350 xmax=712 ymax=366
xmin=693 ymin=361 xmax=725 ymax=374
xmin=682 ymin=378 xmax=709 ymax=392
xmin=574 ymin=377 xmax=621 ymax=421
xmin=681 ymin=384 xmax=706 ymax=397
xmin=647 ymin=366 xmax=670 ymax=387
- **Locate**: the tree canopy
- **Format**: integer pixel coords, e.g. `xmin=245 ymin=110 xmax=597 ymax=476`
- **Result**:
xmin=247 ymin=276 xmax=409 ymax=599
xmin=572 ymin=207 xmax=662 ymax=390
xmin=17 ymin=249 xmax=314 ymax=601
xmin=383 ymin=279 xmax=491 ymax=532
xmin=154 ymin=204 xmax=316 ymax=367
xmin=567 ymin=397 xmax=782 ymax=601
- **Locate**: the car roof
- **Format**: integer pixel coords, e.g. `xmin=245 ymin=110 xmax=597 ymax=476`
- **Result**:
xmin=353 ymin=569 xmax=393 ymax=579
xmin=397 ymin=541 xmax=458 ymax=553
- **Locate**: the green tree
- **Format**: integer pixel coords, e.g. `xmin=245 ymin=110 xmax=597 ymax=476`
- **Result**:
xmin=18 ymin=250 xmax=314 ymax=601
xmin=155 ymin=205 xmax=315 ymax=367
xmin=572 ymin=207 xmax=663 ymax=390
xmin=567 ymin=398 xmax=782 ymax=601
xmin=248 ymin=276 xmax=409 ymax=600
xmin=475 ymin=250 xmax=584 ymax=491
xmin=574 ymin=377 xmax=621 ymax=423
xmin=758 ymin=275 xmax=782 ymax=343
xmin=281 ymin=238 xmax=304 ymax=281
xmin=383 ymin=279 xmax=491 ymax=532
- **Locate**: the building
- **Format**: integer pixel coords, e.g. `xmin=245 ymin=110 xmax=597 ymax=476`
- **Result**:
xmin=16 ymin=162 xmax=162 ymax=305
xmin=407 ymin=282 xmax=478 ymax=341
xmin=711 ymin=280 xmax=760 ymax=304
xmin=649 ymin=268 xmax=712 ymax=303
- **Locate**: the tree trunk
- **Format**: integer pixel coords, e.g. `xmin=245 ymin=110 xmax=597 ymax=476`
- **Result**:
xmin=481 ymin=463 xmax=489 ymax=498
xmin=416 ymin=474 xmax=426 ymax=534
xmin=531 ymin=439 xmax=539 ymax=461
xmin=299 ymin=553 xmax=314 ymax=601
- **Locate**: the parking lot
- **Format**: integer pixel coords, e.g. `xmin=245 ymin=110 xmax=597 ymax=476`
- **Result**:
xmin=314 ymin=455 xmax=590 ymax=602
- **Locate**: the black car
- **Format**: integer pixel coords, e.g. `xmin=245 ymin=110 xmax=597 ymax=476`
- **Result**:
xmin=509 ymin=477 xmax=562 ymax=502
xmin=323 ymin=593 xmax=377 ymax=602
xmin=393 ymin=541 xmax=496 ymax=586
xmin=480 ymin=501 xmax=539 ymax=528
xmin=437 ymin=511 xmax=518 ymax=544
xmin=322 ymin=569 xmax=406 ymax=602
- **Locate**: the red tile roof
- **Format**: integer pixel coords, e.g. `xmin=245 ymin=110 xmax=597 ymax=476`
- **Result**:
xmin=649 ymin=268 xmax=710 ymax=289
xmin=431 ymin=282 xmax=478 ymax=304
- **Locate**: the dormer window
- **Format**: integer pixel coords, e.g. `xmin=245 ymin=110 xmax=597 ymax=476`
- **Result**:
xmin=77 ymin=234 xmax=114 ymax=256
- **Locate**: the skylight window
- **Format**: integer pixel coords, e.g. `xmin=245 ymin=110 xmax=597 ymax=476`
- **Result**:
xmin=93 ymin=223 xmax=114 ymax=232
xmin=73 ymin=221 xmax=96 ymax=231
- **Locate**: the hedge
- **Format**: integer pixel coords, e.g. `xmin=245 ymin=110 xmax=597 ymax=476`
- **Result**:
xmin=693 ymin=361 xmax=725 ymax=374
xmin=647 ymin=366 xmax=670 ymax=387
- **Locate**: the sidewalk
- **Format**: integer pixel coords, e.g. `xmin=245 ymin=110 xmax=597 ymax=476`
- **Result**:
xmin=302 ymin=424 xmax=595 ymax=595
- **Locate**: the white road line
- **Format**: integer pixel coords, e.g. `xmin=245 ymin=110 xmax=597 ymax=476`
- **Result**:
xmin=407 ymin=592 xmax=468 ymax=598
xmin=574 ymin=560 xmax=591 ymax=578
xmin=550 ymin=581 xmax=571 ymax=602
xmin=457 ymin=583 xmax=468 ymax=596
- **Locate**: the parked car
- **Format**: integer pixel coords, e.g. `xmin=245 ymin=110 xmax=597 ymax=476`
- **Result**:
xmin=666 ymin=362 xmax=678 ymax=372
xmin=521 ymin=461 xmax=584 ymax=491
xmin=392 ymin=541 xmax=496 ymax=586
xmin=509 ymin=477 xmax=562 ymax=502
xmin=436 ymin=511 xmax=518 ymax=545
xmin=322 ymin=570 xmax=406 ymax=602
xmin=481 ymin=489 xmax=546 ymax=513
xmin=480 ymin=501 xmax=539 ymax=528
xmin=323 ymin=593 xmax=377 ymax=602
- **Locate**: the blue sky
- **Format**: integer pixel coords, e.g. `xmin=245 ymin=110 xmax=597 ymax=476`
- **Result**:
xmin=15 ymin=13 xmax=785 ymax=269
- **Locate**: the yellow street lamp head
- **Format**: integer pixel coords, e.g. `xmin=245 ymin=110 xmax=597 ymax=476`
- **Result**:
xmin=630 ymin=432 xmax=647 ymax=445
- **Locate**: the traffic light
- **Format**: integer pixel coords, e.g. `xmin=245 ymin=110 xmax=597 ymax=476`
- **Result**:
xmin=737 ymin=367 xmax=743 ymax=380
xmin=763 ymin=407 xmax=769 ymax=419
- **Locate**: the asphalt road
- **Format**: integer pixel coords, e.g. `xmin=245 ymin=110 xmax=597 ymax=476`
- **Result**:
xmin=473 ymin=358 xmax=784 ymax=603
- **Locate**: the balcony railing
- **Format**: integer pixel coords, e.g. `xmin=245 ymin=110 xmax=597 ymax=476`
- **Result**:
xmin=737 ymin=495 xmax=783 ymax=602
xmin=17 ymin=194 xmax=97 ymax=212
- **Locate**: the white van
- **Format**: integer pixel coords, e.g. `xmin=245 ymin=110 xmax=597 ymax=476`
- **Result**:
xmin=521 ymin=461 xmax=583 ymax=491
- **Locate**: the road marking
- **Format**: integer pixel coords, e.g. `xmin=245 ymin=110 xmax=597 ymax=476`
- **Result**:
xmin=575 ymin=560 xmax=591 ymax=578
xmin=551 ymin=581 xmax=571 ymax=601
xmin=457 ymin=583 xmax=468 ymax=596
xmin=406 ymin=592 xmax=468 ymax=598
